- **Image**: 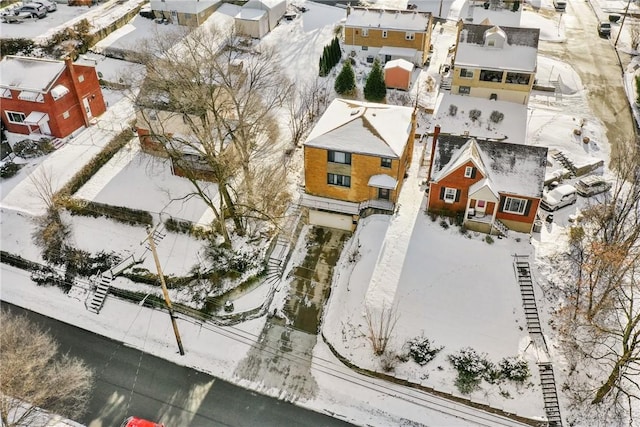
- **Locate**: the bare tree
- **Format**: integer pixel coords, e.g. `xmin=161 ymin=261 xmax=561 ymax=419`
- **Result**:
xmin=629 ymin=24 xmax=640 ymax=51
xmin=365 ymin=304 xmax=399 ymax=356
xmin=28 ymin=166 xmax=58 ymax=212
xmin=286 ymin=78 xmax=331 ymax=147
xmin=0 ymin=310 xmax=93 ymax=427
xmin=132 ymin=25 xmax=292 ymax=247
xmin=555 ymin=143 xmax=640 ymax=421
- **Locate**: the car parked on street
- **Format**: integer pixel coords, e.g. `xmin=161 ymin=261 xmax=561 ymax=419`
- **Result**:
xmin=575 ymin=175 xmax=611 ymax=197
xmin=598 ymin=21 xmax=611 ymax=37
xmin=120 ymin=417 xmax=164 ymax=427
xmin=33 ymin=0 xmax=57 ymax=12
xmin=16 ymin=3 xmax=47 ymax=18
xmin=1 ymin=10 xmax=33 ymax=23
xmin=541 ymin=184 xmax=577 ymax=211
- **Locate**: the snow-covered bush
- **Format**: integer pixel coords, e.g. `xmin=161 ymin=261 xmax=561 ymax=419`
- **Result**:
xmin=405 ymin=336 xmax=443 ymax=366
xmin=469 ymin=109 xmax=481 ymax=121
xmin=499 ymin=357 xmax=530 ymax=383
xmin=448 ymin=104 xmax=458 ymax=116
xmin=448 ymin=347 xmax=496 ymax=394
xmin=0 ymin=161 xmax=20 ymax=178
xmin=490 ymin=110 xmax=504 ymax=123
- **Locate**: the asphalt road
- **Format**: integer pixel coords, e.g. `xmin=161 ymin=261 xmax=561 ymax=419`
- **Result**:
xmin=536 ymin=1 xmax=637 ymax=160
xmin=1 ymin=302 xmax=353 ymax=427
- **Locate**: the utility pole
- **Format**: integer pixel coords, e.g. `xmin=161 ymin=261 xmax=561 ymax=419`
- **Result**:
xmin=615 ymin=0 xmax=632 ymax=48
xmin=145 ymin=226 xmax=185 ymax=356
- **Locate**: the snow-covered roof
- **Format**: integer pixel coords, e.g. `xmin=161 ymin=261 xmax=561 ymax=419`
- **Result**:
xmin=243 ymin=0 xmax=285 ymax=10
xmin=455 ymin=23 xmax=539 ymax=72
xmin=368 ymin=174 xmax=398 ymax=189
xmin=432 ymin=93 xmax=527 ymax=142
xmin=378 ymin=46 xmax=417 ymax=58
xmin=384 ymin=58 xmax=414 ymax=72
xmin=431 ymin=135 xmax=547 ymax=198
xmin=0 ymin=56 xmax=66 ymax=93
xmin=304 ymin=98 xmax=414 ymax=158
xmin=216 ymin=2 xmax=241 ymax=16
xmin=238 ymin=8 xmax=266 ymax=20
xmin=345 ymin=7 xmax=431 ymax=31
xmin=150 ymin=0 xmax=220 ymax=14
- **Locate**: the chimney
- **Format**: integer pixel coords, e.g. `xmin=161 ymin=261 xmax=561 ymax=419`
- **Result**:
xmin=346 ymin=4 xmax=351 ymax=16
xmin=65 ymin=56 xmax=91 ymax=128
xmin=426 ymin=125 xmax=440 ymax=182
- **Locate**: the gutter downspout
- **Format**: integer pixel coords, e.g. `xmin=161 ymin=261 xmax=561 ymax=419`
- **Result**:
xmin=426 ymin=124 xmax=440 ymax=182
xmin=65 ymin=57 xmax=91 ymax=128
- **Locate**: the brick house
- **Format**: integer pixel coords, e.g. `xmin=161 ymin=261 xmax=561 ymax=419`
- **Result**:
xmin=451 ymin=23 xmax=539 ymax=104
xmin=427 ymin=132 xmax=547 ymax=234
xmin=343 ymin=7 xmax=433 ymax=66
xmin=0 ymin=56 xmax=106 ymax=139
xmin=302 ymin=98 xmax=416 ymax=231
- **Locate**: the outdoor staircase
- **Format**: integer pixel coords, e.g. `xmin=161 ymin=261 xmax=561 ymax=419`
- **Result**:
xmin=51 ymin=138 xmax=66 ymax=150
xmin=550 ymin=79 xmax=563 ymax=101
xmin=514 ymin=257 xmax=542 ymax=335
xmin=539 ymin=363 xmax=563 ymax=427
xmin=86 ymin=252 xmax=138 ymax=314
xmin=440 ymin=77 xmax=452 ymax=90
xmin=492 ymin=219 xmax=509 ymax=238
xmin=551 ymin=150 xmax=576 ymax=178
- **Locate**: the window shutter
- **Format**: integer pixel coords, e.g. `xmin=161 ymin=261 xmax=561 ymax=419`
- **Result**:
xmin=471 ymin=168 xmax=476 ymax=178
xmin=498 ymin=197 xmax=506 ymax=212
xmin=524 ymin=200 xmax=531 ymax=216
xmin=455 ymin=190 xmax=461 ymax=202
xmin=439 ymin=187 xmax=445 ymax=200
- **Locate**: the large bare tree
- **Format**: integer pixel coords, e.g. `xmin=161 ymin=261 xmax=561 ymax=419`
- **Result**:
xmin=0 ymin=309 xmax=93 ymax=427
xmin=132 ymin=25 xmax=292 ymax=247
xmin=556 ymin=143 xmax=640 ymax=423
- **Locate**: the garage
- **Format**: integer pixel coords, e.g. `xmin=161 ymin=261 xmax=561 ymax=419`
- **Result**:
xmin=309 ymin=210 xmax=355 ymax=231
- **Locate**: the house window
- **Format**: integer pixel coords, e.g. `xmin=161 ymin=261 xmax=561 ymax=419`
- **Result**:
xmin=362 ymin=28 xmax=369 ymax=37
xmin=444 ymin=187 xmax=457 ymax=203
xmin=0 ymin=88 xmax=11 ymax=99
xmin=18 ymin=91 xmax=44 ymax=102
xmin=51 ymin=84 xmax=69 ymax=101
xmin=382 ymin=30 xmax=388 ymax=38
xmin=328 ymin=173 xmax=351 ymax=187
xmin=460 ymin=68 xmax=473 ymax=78
xmin=78 ymin=74 xmax=85 ymax=83
xmin=63 ymin=111 xmax=70 ymax=119
xmin=381 ymin=158 xmax=392 ymax=168
xmin=503 ymin=197 xmax=528 ymax=214
xmin=464 ymin=166 xmax=474 ymax=178
xmin=487 ymin=40 xmax=495 ymax=47
xmin=459 ymin=86 xmax=471 ymax=95
xmin=378 ymin=188 xmax=390 ymax=200
xmin=5 ymin=111 xmax=25 ymax=124
xmin=328 ymin=150 xmax=351 ymax=165
xmin=405 ymin=32 xmax=415 ymax=40
xmin=362 ymin=46 xmax=368 ymax=51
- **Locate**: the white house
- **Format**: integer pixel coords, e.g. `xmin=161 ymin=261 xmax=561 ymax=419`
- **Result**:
xmin=242 ymin=0 xmax=286 ymax=33
xmin=149 ymin=0 xmax=221 ymax=26
xmin=235 ymin=7 xmax=270 ymax=38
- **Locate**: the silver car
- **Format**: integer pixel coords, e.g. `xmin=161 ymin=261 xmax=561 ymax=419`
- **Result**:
xmin=575 ymin=175 xmax=611 ymax=197
xmin=16 ymin=3 xmax=47 ymax=18
xmin=34 ymin=0 xmax=57 ymax=12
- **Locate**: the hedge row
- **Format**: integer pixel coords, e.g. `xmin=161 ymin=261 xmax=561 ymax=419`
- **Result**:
xmin=165 ymin=217 xmax=215 ymax=240
xmin=66 ymin=198 xmax=153 ymax=226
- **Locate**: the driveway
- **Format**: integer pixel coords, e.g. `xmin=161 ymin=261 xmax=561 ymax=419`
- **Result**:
xmin=536 ymin=1 xmax=636 ymax=161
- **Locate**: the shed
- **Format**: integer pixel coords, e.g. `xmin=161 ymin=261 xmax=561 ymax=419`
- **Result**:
xmin=235 ymin=8 xmax=269 ymax=38
xmin=384 ymin=59 xmax=414 ymax=91
xmin=242 ymin=0 xmax=286 ymax=32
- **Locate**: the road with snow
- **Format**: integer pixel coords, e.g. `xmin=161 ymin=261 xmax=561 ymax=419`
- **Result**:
xmin=1 ymin=302 xmax=353 ymax=427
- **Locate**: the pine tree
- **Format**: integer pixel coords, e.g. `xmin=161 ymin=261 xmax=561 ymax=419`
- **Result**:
xmin=364 ymin=58 xmax=386 ymax=102
xmin=331 ymin=37 xmax=340 ymax=67
xmin=334 ymin=60 xmax=356 ymax=96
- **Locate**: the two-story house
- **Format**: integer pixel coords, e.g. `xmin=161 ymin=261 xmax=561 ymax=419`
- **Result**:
xmin=343 ymin=7 xmax=433 ymax=67
xmin=0 ymin=56 xmax=106 ymax=140
xmin=301 ymin=98 xmax=416 ymax=231
xmin=150 ymin=0 xmax=221 ymax=26
xmin=451 ymin=23 xmax=539 ymax=104
xmin=427 ymin=133 xmax=547 ymax=234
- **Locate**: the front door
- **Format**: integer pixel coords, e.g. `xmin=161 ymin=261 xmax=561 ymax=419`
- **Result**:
xmin=82 ymin=97 xmax=93 ymax=119
xmin=385 ymin=55 xmax=392 ymax=63
xmin=475 ymin=200 xmax=486 ymax=217
xmin=378 ymin=188 xmax=390 ymax=200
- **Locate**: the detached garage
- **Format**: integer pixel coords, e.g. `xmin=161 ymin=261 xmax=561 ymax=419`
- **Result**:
xmin=235 ymin=8 xmax=269 ymax=38
xmin=384 ymin=59 xmax=414 ymax=91
xmin=309 ymin=210 xmax=356 ymax=232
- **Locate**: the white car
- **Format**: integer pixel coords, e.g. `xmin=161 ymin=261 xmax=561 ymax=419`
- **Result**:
xmin=575 ymin=175 xmax=611 ymax=197
xmin=541 ymin=184 xmax=577 ymax=211
xmin=33 ymin=0 xmax=57 ymax=12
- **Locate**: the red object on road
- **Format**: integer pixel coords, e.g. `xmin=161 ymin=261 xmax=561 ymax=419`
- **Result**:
xmin=120 ymin=416 xmax=165 ymax=427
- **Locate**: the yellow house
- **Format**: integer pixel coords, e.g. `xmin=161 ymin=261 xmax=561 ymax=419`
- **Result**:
xmin=150 ymin=0 xmax=221 ymax=27
xmin=451 ymin=23 xmax=539 ymax=104
xmin=302 ymin=99 xmax=416 ymax=231
xmin=343 ymin=7 xmax=433 ymax=67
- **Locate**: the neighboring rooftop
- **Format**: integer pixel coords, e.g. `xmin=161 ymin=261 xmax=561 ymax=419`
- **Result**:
xmin=304 ymin=98 xmax=414 ymax=158
xmin=345 ymin=6 xmax=431 ymax=31
xmin=455 ymin=23 xmax=540 ymax=72
xmin=0 ymin=56 xmax=66 ymax=93
xmin=432 ymin=135 xmax=548 ymax=197
xmin=149 ymin=0 xmax=220 ymax=14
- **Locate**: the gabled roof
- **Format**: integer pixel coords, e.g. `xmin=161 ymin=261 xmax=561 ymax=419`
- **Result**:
xmin=345 ymin=7 xmax=431 ymax=31
xmin=384 ymin=58 xmax=414 ymax=72
xmin=455 ymin=23 xmax=539 ymax=72
xmin=304 ymin=99 xmax=414 ymax=158
xmin=150 ymin=0 xmax=220 ymax=14
xmin=431 ymin=135 xmax=548 ymax=198
xmin=0 ymin=56 xmax=67 ymax=93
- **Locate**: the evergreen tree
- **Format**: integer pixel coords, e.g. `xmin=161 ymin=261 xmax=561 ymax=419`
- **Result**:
xmin=334 ymin=60 xmax=356 ymax=96
xmin=319 ymin=56 xmax=326 ymax=77
xmin=364 ymin=58 xmax=386 ymax=102
xmin=331 ymin=37 xmax=340 ymax=67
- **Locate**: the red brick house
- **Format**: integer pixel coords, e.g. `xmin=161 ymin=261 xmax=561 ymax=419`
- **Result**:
xmin=0 ymin=56 xmax=106 ymax=139
xmin=427 ymin=133 xmax=547 ymax=234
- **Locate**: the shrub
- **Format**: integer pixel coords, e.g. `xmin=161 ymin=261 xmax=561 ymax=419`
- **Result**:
xmin=448 ymin=347 xmax=496 ymax=394
xmin=334 ymin=60 xmax=356 ymax=96
xmin=363 ymin=58 xmax=386 ymax=102
xmin=0 ymin=38 xmax=35 ymax=56
xmin=405 ymin=336 xmax=443 ymax=366
xmin=485 ymin=235 xmax=494 ymax=244
xmin=499 ymin=357 xmax=530 ymax=383
xmin=0 ymin=161 xmax=21 ymax=179
xmin=469 ymin=109 xmax=481 ymax=121
xmin=636 ymin=75 xmax=640 ymax=105
xmin=66 ymin=199 xmax=152 ymax=226
xmin=165 ymin=217 xmax=215 ymax=240
xmin=490 ymin=110 xmax=504 ymax=123
xmin=439 ymin=219 xmax=449 ymax=229
xmin=13 ymin=139 xmax=44 ymax=159
xmin=449 ymin=104 xmax=458 ymax=116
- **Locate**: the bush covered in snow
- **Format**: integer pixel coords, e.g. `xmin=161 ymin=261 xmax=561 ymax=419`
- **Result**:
xmin=469 ymin=109 xmax=481 ymax=121
xmin=0 ymin=161 xmax=20 ymax=178
xmin=405 ymin=336 xmax=443 ymax=366
xmin=448 ymin=347 xmax=496 ymax=394
xmin=499 ymin=356 xmax=530 ymax=383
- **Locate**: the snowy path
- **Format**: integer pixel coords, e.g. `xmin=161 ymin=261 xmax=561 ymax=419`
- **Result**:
xmin=364 ymin=141 xmax=425 ymax=311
